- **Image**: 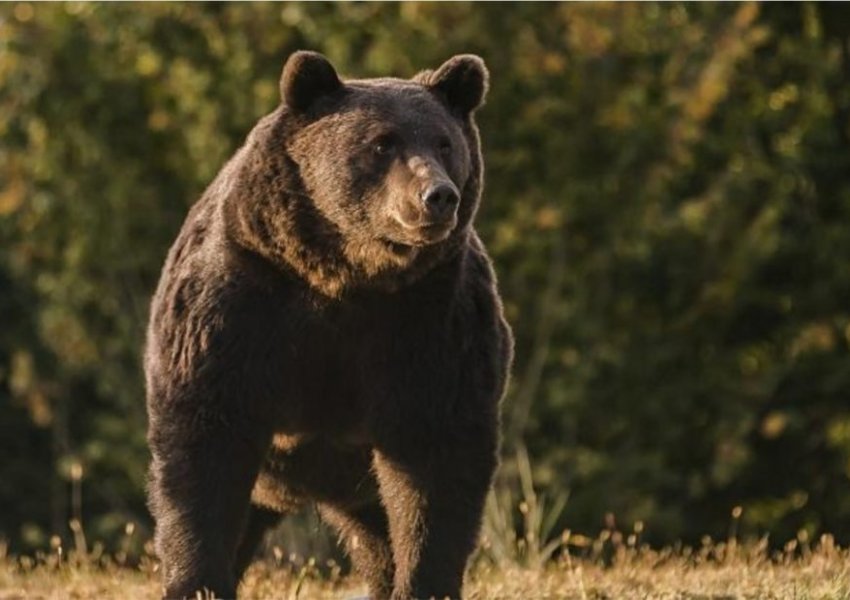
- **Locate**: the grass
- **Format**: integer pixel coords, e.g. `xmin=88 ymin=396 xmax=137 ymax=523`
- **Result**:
xmin=2 ymin=534 xmax=850 ymax=599
xmin=3 ymin=450 xmax=848 ymax=599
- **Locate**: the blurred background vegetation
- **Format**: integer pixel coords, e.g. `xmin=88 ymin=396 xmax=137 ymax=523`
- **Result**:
xmin=2 ymin=1 xmax=850 ymax=563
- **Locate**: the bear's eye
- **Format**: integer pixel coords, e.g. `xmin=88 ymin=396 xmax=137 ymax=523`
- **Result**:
xmin=373 ymin=137 xmax=396 ymax=157
xmin=439 ymin=138 xmax=452 ymax=157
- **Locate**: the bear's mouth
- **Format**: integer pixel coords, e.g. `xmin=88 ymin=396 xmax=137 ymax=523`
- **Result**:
xmin=380 ymin=224 xmax=451 ymax=255
xmin=391 ymin=216 xmax=455 ymax=241
xmin=381 ymin=238 xmax=418 ymax=255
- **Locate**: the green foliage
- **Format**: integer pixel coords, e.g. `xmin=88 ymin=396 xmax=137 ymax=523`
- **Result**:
xmin=2 ymin=2 xmax=850 ymax=555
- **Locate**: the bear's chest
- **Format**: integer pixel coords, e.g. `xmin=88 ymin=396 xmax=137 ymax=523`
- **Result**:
xmin=268 ymin=293 xmax=453 ymax=438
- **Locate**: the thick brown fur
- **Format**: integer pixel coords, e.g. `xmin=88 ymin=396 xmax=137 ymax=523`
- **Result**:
xmin=145 ymin=51 xmax=513 ymax=600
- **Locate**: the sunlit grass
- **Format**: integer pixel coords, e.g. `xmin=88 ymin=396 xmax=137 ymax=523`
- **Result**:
xmin=5 ymin=450 xmax=847 ymax=599
xmin=2 ymin=533 xmax=850 ymax=599
xmin=4 ymin=453 xmax=850 ymax=599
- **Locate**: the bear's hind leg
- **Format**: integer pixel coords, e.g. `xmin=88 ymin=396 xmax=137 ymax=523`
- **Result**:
xmin=319 ymin=502 xmax=394 ymax=600
xmin=265 ymin=440 xmax=394 ymax=599
xmin=232 ymin=504 xmax=283 ymax=582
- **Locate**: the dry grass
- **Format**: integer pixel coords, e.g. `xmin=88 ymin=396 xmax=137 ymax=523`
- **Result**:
xmin=1 ymin=535 xmax=850 ymax=600
xmin=469 ymin=538 xmax=850 ymax=599
xmin=3 ymin=460 xmax=847 ymax=600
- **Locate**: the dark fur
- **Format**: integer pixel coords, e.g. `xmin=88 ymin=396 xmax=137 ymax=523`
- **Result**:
xmin=145 ymin=51 xmax=512 ymax=600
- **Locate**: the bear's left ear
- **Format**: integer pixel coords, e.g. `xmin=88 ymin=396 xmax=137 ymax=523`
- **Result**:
xmin=426 ymin=54 xmax=489 ymax=116
xmin=280 ymin=51 xmax=344 ymax=112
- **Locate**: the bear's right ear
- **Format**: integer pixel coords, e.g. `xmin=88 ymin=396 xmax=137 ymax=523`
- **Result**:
xmin=280 ymin=51 xmax=343 ymax=112
xmin=424 ymin=54 xmax=489 ymax=116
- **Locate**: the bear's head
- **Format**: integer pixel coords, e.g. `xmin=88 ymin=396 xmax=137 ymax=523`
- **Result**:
xmin=229 ymin=51 xmax=489 ymax=297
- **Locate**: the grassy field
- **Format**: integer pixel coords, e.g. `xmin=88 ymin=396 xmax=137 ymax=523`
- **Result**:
xmin=2 ymin=535 xmax=850 ymax=600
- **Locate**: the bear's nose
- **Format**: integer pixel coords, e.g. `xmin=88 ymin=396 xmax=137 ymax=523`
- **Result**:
xmin=422 ymin=183 xmax=459 ymax=219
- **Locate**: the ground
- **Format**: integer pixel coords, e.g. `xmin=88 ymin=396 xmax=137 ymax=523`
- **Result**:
xmin=1 ymin=538 xmax=849 ymax=600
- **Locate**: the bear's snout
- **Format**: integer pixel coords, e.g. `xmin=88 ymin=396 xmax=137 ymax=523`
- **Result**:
xmin=392 ymin=183 xmax=459 ymax=245
xmin=388 ymin=173 xmax=460 ymax=244
xmin=421 ymin=183 xmax=460 ymax=221
xmin=422 ymin=183 xmax=460 ymax=223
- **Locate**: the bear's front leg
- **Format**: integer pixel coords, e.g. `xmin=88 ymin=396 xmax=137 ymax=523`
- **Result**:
xmin=373 ymin=417 xmax=498 ymax=600
xmin=148 ymin=410 xmax=272 ymax=599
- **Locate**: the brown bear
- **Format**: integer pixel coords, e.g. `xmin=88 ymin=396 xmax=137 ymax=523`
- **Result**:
xmin=144 ymin=50 xmax=513 ymax=600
